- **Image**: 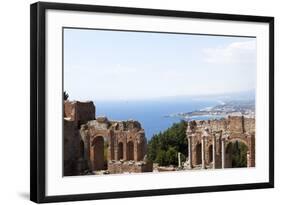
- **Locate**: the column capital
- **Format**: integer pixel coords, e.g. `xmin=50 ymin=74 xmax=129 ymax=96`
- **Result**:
xmin=186 ymin=125 xmax=195 ymax=135
xmin=187 ymin=133 xmax=196 ymax=138
xmin=202 ymin=127 xmax=210 ymax=137
xmin=221 ymin=133 xmax=229 ymax=141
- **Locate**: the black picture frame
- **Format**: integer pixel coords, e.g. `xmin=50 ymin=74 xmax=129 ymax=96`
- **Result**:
xmin=30 ymin=1 xmax=274 ymax=203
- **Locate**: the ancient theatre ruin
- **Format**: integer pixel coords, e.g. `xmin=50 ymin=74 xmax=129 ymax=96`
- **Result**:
xmin=64 ymin=100 xmax=152 ymax=176
xmin=64 ymin=100 xmax=255 ymax=176
xmin=186 ymin=116 xmax=255 ymax=169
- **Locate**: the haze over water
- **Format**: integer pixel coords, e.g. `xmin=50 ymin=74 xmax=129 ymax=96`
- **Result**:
xmin=95 ymin=99 xmax=219 ymax=140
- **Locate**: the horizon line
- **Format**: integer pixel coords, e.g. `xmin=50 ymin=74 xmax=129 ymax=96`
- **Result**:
xmin=66 ymin=88 xmax=255 ymax=102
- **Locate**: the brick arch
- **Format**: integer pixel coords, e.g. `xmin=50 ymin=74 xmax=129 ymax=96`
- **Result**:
xmin=134 ymin=133 xmax=146 ymax=161
xmin=224 ymin=136 xmax=251 ymax=168
xmin=117 ymin=142 xmax=124 ymax=160
xmin=89 ymin=130 xmax=110 ymax=139
xmin=225 ymin=137 xmax=249 ymax=149
xmin=79 ymin=139 xmax=85 ymax=159
xmin=195 ymin=142 xmax=202 ymax=165
xmin=225 ymin=137 xmax=250 ymax=150
xmin=89 ymin=130 xmax=115 ymax=160
xmin=90 ymin=135 xmax=105 ymax=171
xmin=127 ymin=140 xmax=134 ymax=161
xmin=208 ymin=144 xmax=213 ymax=163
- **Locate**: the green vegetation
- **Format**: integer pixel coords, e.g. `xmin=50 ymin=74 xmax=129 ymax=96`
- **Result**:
xmin=228 ymin=141 xmax=248 ymax=167
xmin=147 ymin=120 xmax=249 ymax=168
xmin=147 ymin=120 xmax=188 ymax=166
xmin=64 ymin=91 xmax=69 ymax=100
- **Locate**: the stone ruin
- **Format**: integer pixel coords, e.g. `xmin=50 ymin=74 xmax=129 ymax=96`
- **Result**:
xmin=186 ymin=116 xmax=255 ymax=169
xmin=64 ymin=100 xmax=256 ymax=176
xmin=63 ymin=100 xmax=152 ymax=176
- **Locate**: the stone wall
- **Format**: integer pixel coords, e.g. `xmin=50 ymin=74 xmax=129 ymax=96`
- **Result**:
xmin=63 ymin=100 xmax=96 ymax=176
xmin=108 ymin=161 xmax=153 ymax=174
xmin=64 ymin=100 xmax=96 ymax=126
xmin=63 ymin=119 xmax=81 ymax=176
xmin=64 ymin=100 xmax=152 ymax=175
xmin=80 ymin=117 xmax=148 ymax=171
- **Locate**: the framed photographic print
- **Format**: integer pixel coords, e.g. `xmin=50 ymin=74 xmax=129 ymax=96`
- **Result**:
xmin=30 ymin=2 xmax=274 ymax=203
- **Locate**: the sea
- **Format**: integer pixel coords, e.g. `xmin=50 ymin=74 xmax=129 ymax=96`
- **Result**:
xmin=95 ymin=99 xmax=221 ymax=140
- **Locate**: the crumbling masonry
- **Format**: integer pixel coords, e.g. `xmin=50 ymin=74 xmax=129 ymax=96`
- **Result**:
xmin=64 ymin=101 xmax=152 ymax=176
xmin=186 ymin=116 xmax=255 ymax=169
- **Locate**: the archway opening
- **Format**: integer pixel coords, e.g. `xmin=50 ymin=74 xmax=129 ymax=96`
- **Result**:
xmin=195 ymin=143 xmax=202 ymax=165
xmin=91 ymin=136 xmax=105 ymax=171
xmin=127 ymin=141 xmax=134 ymax=160
xmin=118 ymin=142 xmax=124 ymax=160
xmin=79 ymin=140 xmax=84 ymax=159
xmin=208 ymin=145 xmax=213 ymax=163
xmin=225 ymin=140 xmax=248 ymax=168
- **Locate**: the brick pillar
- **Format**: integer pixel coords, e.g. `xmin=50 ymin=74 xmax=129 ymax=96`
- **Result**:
xmin=221 ymin=138 xmax=225 ymax=169
xmin=123 ymin=143 xmax=126 ymax=160
xmin=85 ymin=136 xmax=91 ymax=170
xmin=114 ymin=138 xmax=118 ymax=161
xmin=249 ymin=134 xmax=255 ymax=167
xmin=134 ymin=141 xmax=138 ymax=161
xmin=107 ymin=137 xmax=112 ymax=161
xmin=212 ymin=134 xmax=216 ymax=169
xmin=201 ymin=136 xmax=206 ymax=169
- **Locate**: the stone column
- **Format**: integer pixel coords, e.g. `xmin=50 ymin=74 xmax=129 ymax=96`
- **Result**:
xmin=212 ymin=134 xmax=216 ymax=169
xmin=134 ymin=141 xmax=138 ymax=161
xmin=107 ymin=137 xmax=112 ymax=161
xmin=187 ymin=135 xmax=193 ymax=169
xmin=201 ymin=136 xmax=206 ymax=169
xmin=247 ymin=151 xmax=250 ymax=168
xmin=221 ymin=138 xmax=225 ymax=169
xmin=85 ymin=136 xmax=91 ymax=170
xmin=114 ymin=139 xmax=118 ymax=161
xmin=249 ymin=135 xmax=255 ymax=167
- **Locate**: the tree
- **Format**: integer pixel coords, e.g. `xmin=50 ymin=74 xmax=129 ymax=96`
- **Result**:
xmin=166 ymin=147 xmax=178 ymax=165
xmin=64 ymin=91 xmax=69 ymax=100
xmin=147 ymin=120 xmax=188 ymax=166
xmin=155 ymin=150 xmax=168 ymax=166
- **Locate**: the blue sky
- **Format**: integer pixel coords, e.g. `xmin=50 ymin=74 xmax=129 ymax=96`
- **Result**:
xmin=64 ymin=28 xmax=256 ymax=101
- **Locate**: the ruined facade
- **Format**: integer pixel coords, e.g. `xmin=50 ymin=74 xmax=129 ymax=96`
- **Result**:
xmin=79 ymin=117 xmax=152 ymax=174
xmin=186 ymin=116 xmax=255 ymax=169
xmin=64 ymin=100 xmax=96 ymax=126
xmin=64 ymin=100 xmax=152 ymax=176
xmin=64 ymin=100 xmax=255 ymax=175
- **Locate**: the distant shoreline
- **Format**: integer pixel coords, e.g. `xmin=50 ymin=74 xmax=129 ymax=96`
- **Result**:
xmin=163 ymin=99 xmax=255 ymax=120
